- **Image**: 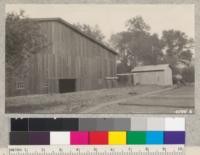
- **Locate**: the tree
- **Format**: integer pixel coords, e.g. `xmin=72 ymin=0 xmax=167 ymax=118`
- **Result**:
xmin=110 ymin=16 xmax=163 ymax=73
xmin=161 ymin=30 xmax=194 ymax=82
xmin=6 ymin=11 xmax=48 ymax=79
xmin=125 ymin=16 xmax=150 ymax=32
xmin=161 ymin=29 xmax=193 ymax=67
xmin=110 ymin=31 xmax=134 ymax=72
xmin=182 ymin=65 xmax=194 ymax=83
xmin=74 ymin=23 xmax=105 ymax=42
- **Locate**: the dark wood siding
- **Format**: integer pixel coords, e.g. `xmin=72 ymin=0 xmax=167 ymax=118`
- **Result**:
xmin=7 ymin=20 xmax=117 ymax=96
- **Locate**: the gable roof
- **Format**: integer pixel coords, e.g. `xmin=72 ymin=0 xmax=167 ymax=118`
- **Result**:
xmin=33 ymin=18 xmax=118 ymax=55
xmin=132 ymin=64 xmax=171 ymax=72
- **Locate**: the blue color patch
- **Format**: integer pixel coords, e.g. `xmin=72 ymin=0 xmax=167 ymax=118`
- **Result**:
xmin=146 ymin=131 xmax=164 ymax=144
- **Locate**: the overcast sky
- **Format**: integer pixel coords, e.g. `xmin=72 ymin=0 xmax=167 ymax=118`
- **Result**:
xmin=6 ymin=4 xmax=194 ymax=41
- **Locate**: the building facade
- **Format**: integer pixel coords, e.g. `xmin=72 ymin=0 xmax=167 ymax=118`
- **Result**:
xmin=6 ymin=18 xmax=117 ymax=96
xmin=132 ymin=64 xmax=173 ymax=86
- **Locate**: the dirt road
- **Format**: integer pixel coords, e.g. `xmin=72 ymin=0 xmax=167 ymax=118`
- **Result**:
xmin=6 ymin=85 xmax=194 ymax=114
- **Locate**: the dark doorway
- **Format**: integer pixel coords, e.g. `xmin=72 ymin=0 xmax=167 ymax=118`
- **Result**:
xmin=59 ymin=79 xmax=76 ymax=93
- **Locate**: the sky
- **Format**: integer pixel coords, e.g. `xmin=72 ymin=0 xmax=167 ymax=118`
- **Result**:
xmin=6 ymin=4 xmax=194 ymax=41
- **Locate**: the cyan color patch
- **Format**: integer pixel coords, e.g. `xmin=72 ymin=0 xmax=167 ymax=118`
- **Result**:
xmin=146 ymin=131 xmax=164 ymax=144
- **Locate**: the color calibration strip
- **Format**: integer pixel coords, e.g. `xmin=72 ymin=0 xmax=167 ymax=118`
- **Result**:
xmin=10 ymin=117 xmax=185 ymax=145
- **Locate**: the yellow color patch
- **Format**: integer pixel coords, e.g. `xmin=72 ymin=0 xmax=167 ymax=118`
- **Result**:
xmin=108 ymin=131 xmax=126 ymax=145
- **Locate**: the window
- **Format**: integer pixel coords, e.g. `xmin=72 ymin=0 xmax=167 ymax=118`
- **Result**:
xmin=16 ymin=81 xmax=25 ymax=90
xmin=43 ymin=81 xmax=48 ymax=88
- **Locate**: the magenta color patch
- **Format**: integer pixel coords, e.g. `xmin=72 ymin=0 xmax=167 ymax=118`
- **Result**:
xmin=70 ymin=131 xmax=89 ymax=145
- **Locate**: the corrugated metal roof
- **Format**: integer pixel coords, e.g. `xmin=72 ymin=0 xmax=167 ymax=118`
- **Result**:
xmin=32 ymin=18 xmax=118 ymax=55
xmin=131 ymin=64 xmax=170 ymax=72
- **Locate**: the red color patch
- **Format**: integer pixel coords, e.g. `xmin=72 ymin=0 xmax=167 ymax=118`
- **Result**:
xmin=89 ymin=131 xmax=108 ymax=145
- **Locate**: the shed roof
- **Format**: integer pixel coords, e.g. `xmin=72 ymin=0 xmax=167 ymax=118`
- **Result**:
xmin=132 ymin=64 xmax=171 ymax=72
xmin=33 ymin=18 xmax=118 ymax=55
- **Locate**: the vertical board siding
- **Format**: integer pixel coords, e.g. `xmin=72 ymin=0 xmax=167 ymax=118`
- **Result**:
xmin=8 ymin=20 xmax=117 ymax=96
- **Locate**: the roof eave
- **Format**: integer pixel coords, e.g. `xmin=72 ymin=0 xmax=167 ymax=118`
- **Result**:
xmin=33 ymin=18 xmax=118 ymax=55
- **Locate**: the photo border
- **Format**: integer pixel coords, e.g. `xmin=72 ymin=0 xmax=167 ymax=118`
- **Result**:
xmin=0 ymin=0 xmax=199 ymax=147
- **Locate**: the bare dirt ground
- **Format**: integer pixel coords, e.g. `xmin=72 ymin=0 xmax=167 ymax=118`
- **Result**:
xmin=6 ymin=85 xmax=194 ymax=114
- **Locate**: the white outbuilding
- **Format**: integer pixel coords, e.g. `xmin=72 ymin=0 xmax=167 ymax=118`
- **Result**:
xmin=131 ymin=64 xmax=173 ymax=86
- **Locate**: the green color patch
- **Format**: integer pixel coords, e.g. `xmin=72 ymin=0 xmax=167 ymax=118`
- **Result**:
xmin=127 ymin=131 xmax=146 ymax=144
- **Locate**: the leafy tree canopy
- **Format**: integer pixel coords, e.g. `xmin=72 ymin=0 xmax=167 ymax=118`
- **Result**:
xmin=6 ymin=10 xmax=48 ymax=77
xmin=110 ymin=16 xmax=163 ymax=73
xmin=125 ymin=16 xmax=150 ymax=32
xmin=74 ymin=23 xmax=105 ymax=42
xmin=110 ymin=16 xmax=194 ymax=75
xmin=161 ymin=29 xmax=193 ymax=67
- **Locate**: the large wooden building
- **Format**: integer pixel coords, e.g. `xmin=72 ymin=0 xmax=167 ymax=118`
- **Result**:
xmin=7 ymin=18 xmax=117 ymax=96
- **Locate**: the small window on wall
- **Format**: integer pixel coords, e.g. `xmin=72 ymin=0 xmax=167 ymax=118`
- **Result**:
xmin=16 ymin=81 xmax=24 ymax=90
xmin=43 ymin=81 xmax=48 ymax=88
